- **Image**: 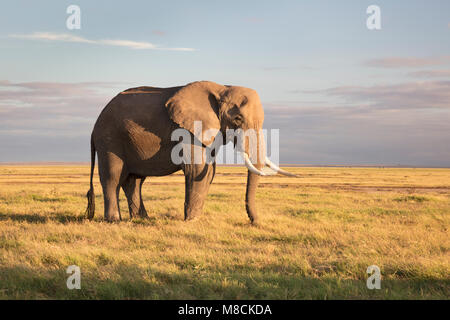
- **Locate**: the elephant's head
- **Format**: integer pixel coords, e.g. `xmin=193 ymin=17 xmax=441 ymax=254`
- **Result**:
xmin=166 ymin=81 xmax=295 ymax=224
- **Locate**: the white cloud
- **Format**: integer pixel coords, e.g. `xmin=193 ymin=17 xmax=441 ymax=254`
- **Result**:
xmin=10 ymin=32 xmax=93 ymax=43
xmin=9 ymin=32 xmax=195 ymax=51
xmin=100 ymin=39 xmax=157 ymax=50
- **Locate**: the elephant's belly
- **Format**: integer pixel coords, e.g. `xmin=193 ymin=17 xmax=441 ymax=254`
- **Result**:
xmin=131 ymin=163 xmax=181 ymax=177
xmin=128 ymin=154 xmax=182 ymax=177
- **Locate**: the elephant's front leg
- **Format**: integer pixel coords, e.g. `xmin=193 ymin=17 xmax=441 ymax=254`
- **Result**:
xmin=183 ymin=162 xmax=216 ymax=221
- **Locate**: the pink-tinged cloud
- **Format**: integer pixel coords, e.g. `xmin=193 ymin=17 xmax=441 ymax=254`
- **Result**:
xmin=152 ymin=30 xmax=166 ymax=36
xmin=408 ymin=70 xmax=450 ymax=78
xmin=0 ymin=81 xmax=127 ymax=138
xmin=1 ymin=80 xmax=450 ymax=165
xmin=365 ymin=56 xmax=450 ymax=68
xmin=319 ymin=81 xmax=450 ymax=110
xmin=263 ymin=99 xmax=450 ymax=167
xmin=244 ymin=17 xmax=264 ymax=24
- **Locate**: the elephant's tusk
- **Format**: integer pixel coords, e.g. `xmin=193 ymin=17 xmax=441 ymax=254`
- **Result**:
xmin=265 ymin=157 xmax=298 ymax=177
xmin=242 ymin=152 xmax=266 ymax=176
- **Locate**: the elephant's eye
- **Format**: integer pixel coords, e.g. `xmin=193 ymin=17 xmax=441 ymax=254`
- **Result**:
xmin=233 ymin=115 xmax=243 ymax=125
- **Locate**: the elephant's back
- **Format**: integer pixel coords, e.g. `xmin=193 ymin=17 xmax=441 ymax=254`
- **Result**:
xmin=118 ymin=85 xmax=182 ymax=102
xmin=94 ymin=86 xmax=181 ymax=132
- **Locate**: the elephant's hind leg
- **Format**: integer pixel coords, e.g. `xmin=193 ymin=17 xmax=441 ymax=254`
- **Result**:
xmin=122 ymin=175 xmax=148 ymax=219
xmin=97 ymin=151 xmax=127 ymax=222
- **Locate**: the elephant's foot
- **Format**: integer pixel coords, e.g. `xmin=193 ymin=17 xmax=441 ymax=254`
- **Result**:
xmin=184 ymin=216 xmax=200 ymax=222
xmin=184 ymin=208 xmax=201 ymax=221
xmin=138 ymin=207 xmax=149 ymax=219
xmin=129 ymin=204 xmax=149 ymax=219
xmin=246 ymin=212 xmax=259 ymax=226
xmin=128 ymin=206 xmax=141 ymax=218
xmin=246 ymin=201 xmax=260 ymax=226
xmin=105 ymin=212 xmax=121 ymax=222
xmin=247 ymin=214 xmax=259 ymax=226
xmin=249 ymin=220 xmax=259 ymax=227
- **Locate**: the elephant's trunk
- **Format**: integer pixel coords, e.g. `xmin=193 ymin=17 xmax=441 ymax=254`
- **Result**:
xmin=245 ymin=166 xmax=262 ymax=225
xmin=245 ymin=129 xmax=264 ymax=225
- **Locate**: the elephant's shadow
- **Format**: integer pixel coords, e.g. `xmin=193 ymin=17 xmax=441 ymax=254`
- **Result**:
xmin=0 ymin=212 xmax=84 ymax=224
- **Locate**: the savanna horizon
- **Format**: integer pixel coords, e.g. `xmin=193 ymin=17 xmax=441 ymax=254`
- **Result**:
xmin=2 ymin=162 xmax=450 ymax=168
xmin=0 ymin=164 xmax=448 ymax=299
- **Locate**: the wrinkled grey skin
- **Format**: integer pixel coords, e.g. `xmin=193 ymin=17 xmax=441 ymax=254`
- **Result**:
xmin=86 ymin=81 xmax=265 ymax=225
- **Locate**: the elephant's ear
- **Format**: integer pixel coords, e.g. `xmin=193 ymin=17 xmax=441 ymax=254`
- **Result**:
xmin=165 ymin=81 xmax=224 ymax=146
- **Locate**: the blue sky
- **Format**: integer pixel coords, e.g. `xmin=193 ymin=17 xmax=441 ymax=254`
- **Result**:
xmin=1 ymin=0 xmax=449 ymax=165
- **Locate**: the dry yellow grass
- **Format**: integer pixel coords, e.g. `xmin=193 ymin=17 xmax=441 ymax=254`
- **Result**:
xmin=0 ymin=165 xmax=449 ymax=299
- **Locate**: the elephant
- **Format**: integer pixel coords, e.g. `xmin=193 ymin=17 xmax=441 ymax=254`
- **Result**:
xmin=85 ymin=81 xmax=295 ymax=225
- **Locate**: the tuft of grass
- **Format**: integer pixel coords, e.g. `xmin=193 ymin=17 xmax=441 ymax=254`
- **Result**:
xmin=393 ymin=195 xmax=430 ymax=203
xmin=0 ymin=237 xmax=23 ymax=250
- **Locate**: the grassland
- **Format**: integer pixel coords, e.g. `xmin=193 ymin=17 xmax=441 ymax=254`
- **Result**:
xmin=0 ymin=165 xmax=448 ymax=299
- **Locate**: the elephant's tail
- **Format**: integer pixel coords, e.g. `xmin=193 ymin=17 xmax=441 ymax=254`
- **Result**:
xmin=85 ymin=135 xmax=96 ymax=220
